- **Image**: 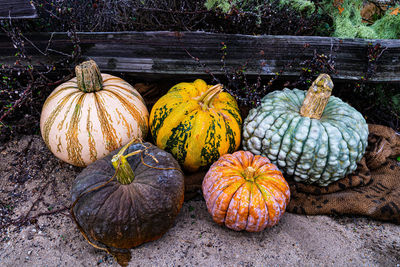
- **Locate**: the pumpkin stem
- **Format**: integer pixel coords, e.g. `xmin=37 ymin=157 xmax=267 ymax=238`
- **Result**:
xmin=198 ymin=84 xmax=223 ymax=110
xmin=75 ymin=60 xmax=103 ymax=93
xmin=243 ymin=166 xmax=256 ymax=181
xmin=300 ymin=74 xmax=334 ymax=120
xmin=111 ymin=139 xmax=138 ymax=185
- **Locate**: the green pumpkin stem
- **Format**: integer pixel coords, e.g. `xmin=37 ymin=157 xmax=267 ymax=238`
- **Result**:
xmin=300 ymin=74 xmax=333 ymax=120
xmin=75 ymin=60 xmax=103 ymax=93
xmin=111 ymin=139 xmax=139 ymax=185
xmin=243 ymin=166 xmax=256 ymax=182
xmin=198 ymin=84 xmax=223 ymax=110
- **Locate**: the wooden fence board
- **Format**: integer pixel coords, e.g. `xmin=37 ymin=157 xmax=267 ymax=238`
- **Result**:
xmin=0 ymin=31 xmax=399 ymax=82
xmin=0 ymin=0 xmax=37 ymax=19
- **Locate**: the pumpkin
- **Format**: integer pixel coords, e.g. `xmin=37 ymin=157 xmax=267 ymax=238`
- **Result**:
xmin=71 ymin=140 xmax=184 ymax=264
xmin=40 ymin=60 xmax=149 ymax=167
xmin=149 ymin=79 xmax=242 ymax=172
xmin=243 ymin=74 xmax=369 ymax=186
xmin=202 ymin=151 xmax=290 ymax=232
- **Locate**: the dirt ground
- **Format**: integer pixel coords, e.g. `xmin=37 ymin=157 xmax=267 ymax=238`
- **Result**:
xmin=0 ymin=135 xmax=399 ymax=266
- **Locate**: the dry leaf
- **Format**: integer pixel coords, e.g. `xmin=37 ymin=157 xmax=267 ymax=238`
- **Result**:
xmin=390 ymin=7 xmax=400 ymax=15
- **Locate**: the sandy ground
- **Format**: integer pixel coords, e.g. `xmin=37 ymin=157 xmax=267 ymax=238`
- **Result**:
xmin=0 ymin=135 xmax=399 ymax=266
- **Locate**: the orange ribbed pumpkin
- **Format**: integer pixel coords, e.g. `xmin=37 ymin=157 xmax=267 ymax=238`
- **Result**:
xmin=202 ymin=151 xmax=290 ymax=232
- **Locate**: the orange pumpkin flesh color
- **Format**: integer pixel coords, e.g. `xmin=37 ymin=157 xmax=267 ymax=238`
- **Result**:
xmin=202 ymin=151 xmax=290 ymax=232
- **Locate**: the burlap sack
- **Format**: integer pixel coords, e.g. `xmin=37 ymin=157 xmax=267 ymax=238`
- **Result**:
xmin=184 ymin=124 xmax=400 ymax=224
xmin=287 ymin=124 xmax=400 ymax=224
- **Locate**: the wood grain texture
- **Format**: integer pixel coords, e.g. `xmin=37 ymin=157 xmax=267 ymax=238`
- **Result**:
xmin=0 ymin=0 xmax=37 ymax=18
xmin=0 ymin=31 xmax=399 ymax=82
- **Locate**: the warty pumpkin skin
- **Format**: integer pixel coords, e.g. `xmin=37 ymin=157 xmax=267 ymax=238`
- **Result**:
xmin=71 ymin=142 xmax=184 ymax=250
xmin=40 ymin=60 xmax=149 ymax=167
xmin=202 ymin=151 xmax=290 ymax=232
xmin=243 ymin=74 xmax=369 ymax=186
xmin=149 ymin=79 xmax=242 ymax=172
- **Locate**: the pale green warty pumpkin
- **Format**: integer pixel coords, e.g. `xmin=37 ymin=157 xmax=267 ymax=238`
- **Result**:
xmin=242 ymin=74 xmax=368 ymax=186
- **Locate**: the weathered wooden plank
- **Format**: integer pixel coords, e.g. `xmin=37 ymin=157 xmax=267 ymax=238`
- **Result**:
xmin=0 ymin=0 xmax=37 ymax=19
xmin=0 ymin=31 xmax=399 ymax=82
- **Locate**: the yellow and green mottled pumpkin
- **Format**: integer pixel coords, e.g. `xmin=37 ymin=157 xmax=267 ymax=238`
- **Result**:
xmin=40 ymin=60 xmax=149 ymax=167
xmin=149 ymin=79 xmax=242 ymax=172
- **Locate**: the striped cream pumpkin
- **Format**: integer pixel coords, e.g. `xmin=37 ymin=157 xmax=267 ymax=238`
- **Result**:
xmin=40 ymin=60 xmax=149 ymax=167
xmin=149 ymin=79 xmax=242 ymax=172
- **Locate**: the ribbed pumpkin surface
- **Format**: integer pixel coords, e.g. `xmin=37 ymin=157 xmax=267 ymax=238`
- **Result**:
xmin=40 ymin=74 xmax=148 ymax=167
xmin=149 ymin=79 xmax=242 ymax=172
xmin=202 ymin=151 xmax=290 ymax=232
xmin=243 ymin=88 xmax=369 ymax=186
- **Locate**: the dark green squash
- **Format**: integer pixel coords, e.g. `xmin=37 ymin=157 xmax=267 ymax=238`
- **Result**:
xmin=71 ymin=141 xmax=184 ymax=265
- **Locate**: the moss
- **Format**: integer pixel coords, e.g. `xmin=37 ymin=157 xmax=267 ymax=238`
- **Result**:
xmin=323 ymin=0 xmax=400 ymax=39
xmin=371 ymin=8 xmax=400 ymax=39
xmin=205 ymin=0 xmax=316 ymax=14
xmin=278 ymin=0 xmax=315 ymax=15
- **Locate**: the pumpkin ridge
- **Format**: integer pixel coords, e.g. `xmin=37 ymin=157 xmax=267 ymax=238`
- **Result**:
xmin=244 ymin=182 xmax=253 ymax=231
xmin=65 ymin=93 xmax=86 ymax=166
xmin=157 ymin=102 xmax=198 ymax=147
xmin=204 ymin=170 xmax=243 ymax=197
xmin=102 ymin=77 xmax=123 ymax=83
xmin=292 ymin=119 xmax=321 ymax=178
xmin=255 ymin=183 xmax=281 ymax=223
xmin=303 ymin=122 xmax=326 ymax=180
xmin=56 ymin=92 xmax=83 ymax=131
xmin=103 ymin=84 xmax=142 ymax=103
xmin=291 ymin=89 xmax=306 ymax=108
xmin=102 ymin=89 xmax=148 ymax=137
xmin=259 ymin=111 xmax=287 ymax=155
xmin=164 ymin=112 xmax=196 ymax=165
xmin=281 ymin=117 xmax=303 ymax=174
xmin=321 ymin=110 xmax=361 ymax=122
xmin=88 ymin=184 xmax=119 ymax=234
xmin=327 ymin=118 xmax=359 ymax=165
xmin=324 ymin=116 xmax=366 ymax=154
xmin=263 ymin=112 xmax=291 ymax=159
xmin=318 ymin=122 xmax=331 ymax=182
xmin=86 ymin=106 xmax=97 ymax=162
xmin=222 ymin=182 xmax=244 ymax=225
xmin=182 ymin=111 xmax=209 ymax=170
xmin=220 ymin=114 xmax=237 ymax=154
xmin=44 ymin=85 xmax=79 ymax=104
xmin=281 ymin=90 xmax=301 ymax=111
xmin=323 ymin=120 xmax=352 ymax=176
xmin=272 ymin=114 xmax=297 ymax=166
xmin=211 ymin=181 xmax=245 ymax=219
xmin=248 ymin=110 xmax=277 ymax=137
xmin=150 ymin=102 xmax=182 ymax=141
xmin=255 ymin=184 xmax=269 ymax=230
xmin=94 ymin=93 xmax=120 ymax=153
xmin=221 ymin=107 xmax=242 ymax=127
xmin=205 ymin=173 xmax=244 ymax=200
xmin=42 ymin=91 xmax=80 ymax=148
xmin=292 ymin=118 xmax=313 ymax=176
xmin=199 ymin=116 xmax=222 ymax=169
xmin=256 ymin=178 xmax=289 ymax=202
xmin=276 ymin=90 xmax=302 ymax=111
xmin=224 ymin=182 xmax=249 ymax=229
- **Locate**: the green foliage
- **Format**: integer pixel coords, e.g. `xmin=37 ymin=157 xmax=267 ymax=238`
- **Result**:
xmin=204 ymin=0 xmax=400 ymax=39
xmin=279 ymin=0 xmax=315 ymax=15
xmin=371 ymin=8 xmax=400 ymax=39
xmin=204 ymin=0 xmax=316 ymax=14
xmin=322 ymin=0 xmax=400 ymax=39
xmin=204 ymin=0 xmax=235 ymax=13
